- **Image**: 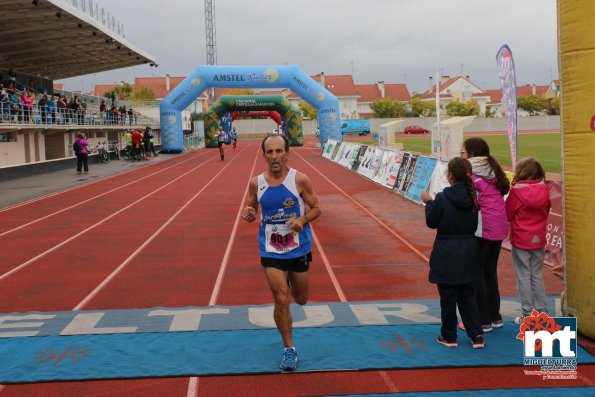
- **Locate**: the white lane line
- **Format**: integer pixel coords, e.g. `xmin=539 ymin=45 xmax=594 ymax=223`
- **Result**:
xmin=73 ymin=147 xmax=250 ymax=311
xmin=293 ymin=149 xmax=429 ymax=263
xmin=311 ymin=226 xmax=347 ymax=302
xmin=0 ymin=154 xmax=219 ymax=283
xmin=187 ymin=144 xmax=260 ymax=397
xmin=296 ymin=148 xmax=400 ymax=393
xmin=0 ymin=150 xmax=249 ymax=395
xmin=0 ymin=153 xmax=197 ymax=213
xmin=0 ymin=154 xmax=203 ymax=236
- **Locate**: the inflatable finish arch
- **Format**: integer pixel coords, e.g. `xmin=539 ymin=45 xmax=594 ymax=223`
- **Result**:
xmin=559 ymin=0 xmax=595 ymax=337
xmin=204 ymin=95 xmax=303 ymax=147
xmin=159 ymin=65 xmax=342 ymax=153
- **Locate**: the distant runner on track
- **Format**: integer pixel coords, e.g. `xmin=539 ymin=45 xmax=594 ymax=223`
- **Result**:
xmin=241 ymin=134 xmax=322 ymax=371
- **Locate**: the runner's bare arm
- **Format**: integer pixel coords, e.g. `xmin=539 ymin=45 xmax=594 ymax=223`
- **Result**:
xmin=241 ymin=177 xmax=259 ymax=222
xmin=286 ymin=172 xmax=321 ymax=232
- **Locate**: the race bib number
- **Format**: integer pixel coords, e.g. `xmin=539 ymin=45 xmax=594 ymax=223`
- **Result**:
xmin=265 ymin=223 xmax=300 ymax=254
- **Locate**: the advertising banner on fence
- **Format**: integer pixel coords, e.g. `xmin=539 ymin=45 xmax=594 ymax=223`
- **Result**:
xmin=404 ymin=156 xmax=439 ymax=204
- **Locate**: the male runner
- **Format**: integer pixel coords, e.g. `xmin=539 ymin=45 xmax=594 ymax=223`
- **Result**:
xmin=217 ymin=126 xmax=226 ymax=160
xmin=241 ymin=134 xmax=321 ymax=370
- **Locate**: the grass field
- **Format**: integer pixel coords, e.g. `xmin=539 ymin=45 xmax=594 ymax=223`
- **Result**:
xmin=349 ymin=133 xmax=561 ymax=173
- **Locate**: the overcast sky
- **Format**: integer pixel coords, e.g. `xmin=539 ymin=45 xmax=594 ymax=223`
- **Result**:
xmin=61 ymin=0 xmax=559 ymax=94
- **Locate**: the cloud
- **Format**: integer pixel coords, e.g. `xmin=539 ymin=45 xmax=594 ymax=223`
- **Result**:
xmin=63 ymin=0 xmax=558 ymax=93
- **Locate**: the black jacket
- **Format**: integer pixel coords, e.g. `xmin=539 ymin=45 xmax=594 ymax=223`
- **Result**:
xmin=425 ymin=182 xmax=479 ymax=284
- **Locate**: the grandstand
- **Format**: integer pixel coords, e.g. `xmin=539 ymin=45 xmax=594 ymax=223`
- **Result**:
xmin=0 ymin=0 xmax=159 ymax=173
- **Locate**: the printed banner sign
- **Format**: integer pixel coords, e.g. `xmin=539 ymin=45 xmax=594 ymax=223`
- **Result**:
xmin=496 ymin=44 xmax=519 ymax=169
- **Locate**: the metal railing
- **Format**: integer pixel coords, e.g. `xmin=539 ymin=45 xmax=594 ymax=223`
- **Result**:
xmin=0 ymin=101 xmax=159 ymax=128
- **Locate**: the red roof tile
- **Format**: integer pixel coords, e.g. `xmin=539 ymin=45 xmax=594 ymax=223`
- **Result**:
xmin=385 ymin=84 xmax=410 ymax=101
xmin=486 ymin=86 xmax=549 ymax=104
xmin=355 ymin=84 xmax=381 ymax=102
xmin=95 ymin=84 xmax=120 ymax=97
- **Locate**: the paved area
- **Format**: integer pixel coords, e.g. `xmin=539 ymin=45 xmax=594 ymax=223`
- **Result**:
xmin=0 ymin=153 xmax=180 ymax=209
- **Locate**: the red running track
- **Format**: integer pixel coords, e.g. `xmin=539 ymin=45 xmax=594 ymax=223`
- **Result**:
xmin=0 ymin=138 xmax=591 ymax=396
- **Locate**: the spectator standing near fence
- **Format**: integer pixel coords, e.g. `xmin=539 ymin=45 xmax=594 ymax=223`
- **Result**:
xmin=422 ymin=157 xmax=484 ymax=349
xmin=506 ymin=157 xmax=551 ymax=324
xmin=460 ymin=137 xmax=510 ymax=332
xmin=74 ymin=133 xmax=90 ymax=174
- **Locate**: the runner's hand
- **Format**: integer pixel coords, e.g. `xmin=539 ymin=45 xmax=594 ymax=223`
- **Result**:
xmin=242 ymin=206 xmax=257 ymax=222
xmin=285 ymin=218 xmax=304 ymax=233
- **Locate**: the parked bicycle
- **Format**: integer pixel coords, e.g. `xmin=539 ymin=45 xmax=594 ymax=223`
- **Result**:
xmin=119 ymin=145 xmax=133 ymax=161
xmin=108 ymin=141 xmax=120 ymax=160
xmin=95 ymin=142 xmax=110 ymax=164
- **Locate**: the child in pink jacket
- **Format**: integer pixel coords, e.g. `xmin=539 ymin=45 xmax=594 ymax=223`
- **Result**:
xmin=506 ymin=157 xmax=551 ymax=324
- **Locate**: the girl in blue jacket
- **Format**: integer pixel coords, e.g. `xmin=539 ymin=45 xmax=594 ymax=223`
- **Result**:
xmin=422 ymin=157 xmax=485 ymax=349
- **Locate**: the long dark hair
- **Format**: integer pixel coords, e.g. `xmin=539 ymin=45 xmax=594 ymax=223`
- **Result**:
xmin=448 ymin=157 xmax=480 ymax=212
xmin=513 ymin=157 xmax=546 ymax=184
xmin=463 ymin=137 xmax=510 ymax=195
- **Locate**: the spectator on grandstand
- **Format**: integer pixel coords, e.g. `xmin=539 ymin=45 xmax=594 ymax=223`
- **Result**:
xmin=110 ymin=105 xmax=120 ymax=125
xmin=128 ymin=107 xmax=134 ymax=126
xmin=99 ymin=100 xmax=107 ymax=124
xmin=7 ymin=89 xmax=21 ymax=122
xmin=20 ymin=89 xmax=33 ymax=123
xmin=119 ymin=105 xmax=127 ymax=125
xmin=37 ymin=94 xmax=49 ymax=124
xmin=0 ymin=89 xmax=9 ymax=121
xmin=48 ymin=95 xmax=56 ymax=124
xmin=57 ymin=95 xmax=66 ymax=124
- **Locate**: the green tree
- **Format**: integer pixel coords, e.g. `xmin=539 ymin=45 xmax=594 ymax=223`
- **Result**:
xmin=408 ymin=97 xmax=436 ymax=117
xmin=546 ymin=97 xmax=560 ymax=115
xmin=370 ymin=97 xmax=406 ymax=118
xmin=104 ymin=82 xmax=133 ymax=100
xmin=484 ymin=105 xmax=496 ymax=118
xmin=517 ymin=95 xmax=548 ymax=116
xmin=298 ymin=100 xmax=318 ymax=119
xmin=445 ymin=100 xmax=480 ymax=116
xmin=131 ymin=86 xmax=156 ymax=101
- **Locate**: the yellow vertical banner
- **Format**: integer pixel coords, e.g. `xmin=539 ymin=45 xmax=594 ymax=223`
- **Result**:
xmin=558 ymin=0 xmax=595 ymax=337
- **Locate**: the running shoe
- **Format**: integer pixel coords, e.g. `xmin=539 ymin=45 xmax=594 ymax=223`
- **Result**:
xmin=436 ymin=335 xmax=458 ymax=348
xmin=471 ymin=335 xmax=485 ymax=349
xmin=280 ymin=347 xmax=298 ymax=370
xmin=514 ymin=316 xmax=525 ymax=325
xmin=458 ymin=322 xmax=493 ymax=333
xmin=491 ymin=319 xmax=504 ymax=328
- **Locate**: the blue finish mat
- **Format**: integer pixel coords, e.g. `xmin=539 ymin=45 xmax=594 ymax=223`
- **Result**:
xmin=336 ymin=387 xmax=595 ymax=397
xmin=0 ymin=323 xmax=592 ymax=383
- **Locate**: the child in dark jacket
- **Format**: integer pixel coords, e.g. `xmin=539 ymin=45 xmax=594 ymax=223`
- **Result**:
xmin=506 ymin=157 xmax=551 ymax=324
xmin=422 ymin=157 xmax=484 ymax=349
